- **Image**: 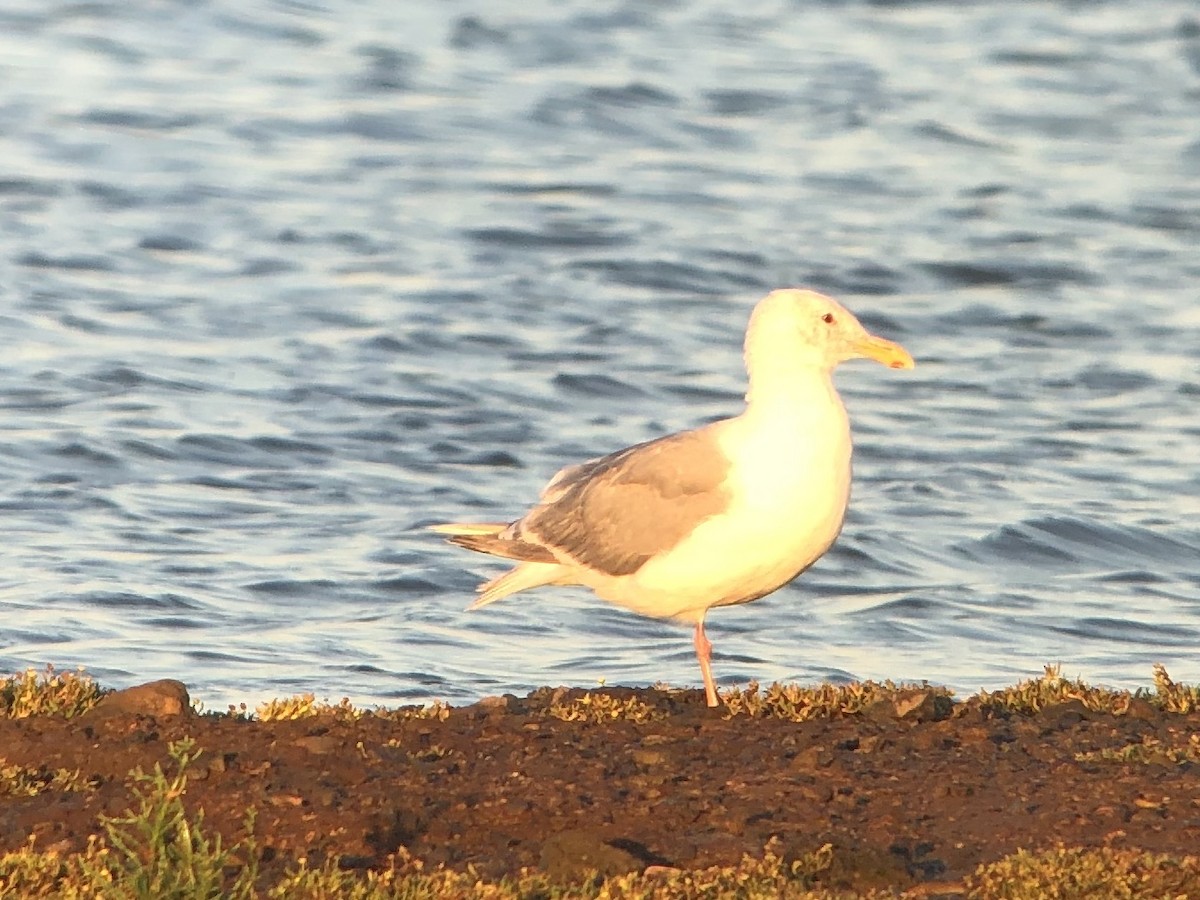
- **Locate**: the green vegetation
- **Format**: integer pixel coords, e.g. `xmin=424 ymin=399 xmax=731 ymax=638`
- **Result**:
xmin=241 ymin=694 xmax=451 ymax=723
xmin=5 ymin=782 xmax=1200 ymax=900
xmin=1 ymin=665 xmax=1199 ymax=896
xmin=1075 ymin=733 xmax=1200 ymax=766
xmin=0 ymin=759 xmax=95 ymax=797
xmin=976 ymin=663 xmax=1200 ymax=717
xmin=545 ymin=691 xmax=668 ymax=724
xmin=0 ymin=666 xmax=105 ymax=719
xmin=975 ymin=664 xmax=1135 ymax=715
xmin=252 ymin=693 xmax=362 ymax=722
xmin=0 ymin=738 xmax=258 ymax=899
xmin=720 ymin=679 xmax=954 ymax=722
xmin=5 ymin=662 xmax=1192 ymax=725
xmin=1151 ymin=663 xmax=1200 ymax=713
xmin=91 ymin=737 xmax=258 ymax=899
xmin=266 ymin=841 xmax=849 ymax=899
xmin=966 ymin=846 xmax=1200 ymax=899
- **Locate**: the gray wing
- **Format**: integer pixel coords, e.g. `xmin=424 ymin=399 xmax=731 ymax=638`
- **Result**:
xmin=519 ymin=429 xmax=732 ymax=577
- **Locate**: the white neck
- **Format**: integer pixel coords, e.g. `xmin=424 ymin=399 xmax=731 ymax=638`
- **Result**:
xmin=717 ymin=344 xmax=853 ymax=535
xmin=744 ymin=355 xmax=840 ymax=417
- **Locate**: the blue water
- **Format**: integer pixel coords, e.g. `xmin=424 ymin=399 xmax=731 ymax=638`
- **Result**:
xmin=1 ymin=0 xmax=1198 ymax=707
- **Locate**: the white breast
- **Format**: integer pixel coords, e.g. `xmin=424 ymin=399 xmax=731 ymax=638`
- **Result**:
xmin=587 ymin=388 xmax=854 ymax=622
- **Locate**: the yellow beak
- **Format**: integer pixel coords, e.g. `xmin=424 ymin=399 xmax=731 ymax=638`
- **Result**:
xmin=854 ymin=334 xmax=915 ymax=370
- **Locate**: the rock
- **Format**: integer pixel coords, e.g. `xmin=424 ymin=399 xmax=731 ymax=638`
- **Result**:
xmin=472 ymin=694 xmax=510 ymax=720
xmin=858 ymin=734 xmax=883 ymax=754
xmin=863 ymin=691 xmax=951 ymax=724
xmin=894 ymin=690 xmax=954 ymax=722
xmin=1125 ymin=697 xmax=1159 ymax=721
xmin=631 ymin=748 xmax=666 ymax=767
xmin=540 ymin=828 xmax=643 ymax=880
xmin=822 ymin=843 xmax=916 ymax=892
xmin=86 ymin=680 xmax=191 ymax=719
xmin=863 ymin=698 xmax=897 ymax=724
xmin=907 ymin=728 xmax=949 ymax=753
xmin=1041 ymin=699 xmax=1089 ymax=729
xmin=957 ymin=725 xmax=992 ymax=746
xmin=205 ymin=755 xmax=229 ymax=778
xmin=294 ymin=734 xmax=340 ymax=755
xmin=791 ymin=745 xmax=832 ymax=771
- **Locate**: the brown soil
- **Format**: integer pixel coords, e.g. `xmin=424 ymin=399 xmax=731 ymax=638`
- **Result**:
xmin=2 ymin=681 xmax=1198 ymax=895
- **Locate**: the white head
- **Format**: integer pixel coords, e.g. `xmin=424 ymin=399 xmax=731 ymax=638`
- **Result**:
xmin=745 ymin=288 xmax=915 ymax=374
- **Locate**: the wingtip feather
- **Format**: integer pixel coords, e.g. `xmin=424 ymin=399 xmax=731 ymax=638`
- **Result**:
xmin=428 ymin=522 xmax=508 ymax=536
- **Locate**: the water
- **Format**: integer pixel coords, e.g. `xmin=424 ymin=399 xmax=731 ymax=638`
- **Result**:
xmin=1 ymin=0 xmax=1198 ymax=708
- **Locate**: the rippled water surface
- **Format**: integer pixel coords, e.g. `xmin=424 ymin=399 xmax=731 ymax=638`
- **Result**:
xmin=2 ymin=1 xmax=1198 ymax=706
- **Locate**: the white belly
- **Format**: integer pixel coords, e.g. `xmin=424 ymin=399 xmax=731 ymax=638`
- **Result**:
xmin=584 ymin=404 xmax=853 ymax=622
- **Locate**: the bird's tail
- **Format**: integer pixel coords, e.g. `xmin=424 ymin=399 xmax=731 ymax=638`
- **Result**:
xmin=432 ymin=522 xmax=569 ymax=609
xmin=430 ymin=522 xmax=557 ymax=564
xmin=429 ymin=522 xmax=509 ymax=537
xmin=470 ymin=562 xmax=567 ymax=610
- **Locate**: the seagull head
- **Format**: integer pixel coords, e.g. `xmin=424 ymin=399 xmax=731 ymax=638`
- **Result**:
xmin=747 ymin=288 xmax=915 ymax=373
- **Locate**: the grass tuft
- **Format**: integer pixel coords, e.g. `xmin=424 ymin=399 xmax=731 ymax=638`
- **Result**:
xmin=545 ymin=692 xmax=667 ymax=724
xmin=0 ymin=759 xmax=96 ymax=797
xmin=976 ymin=664 xmax=1200 ymax=717
xmin=720 ymin=679 xmax=954 ymax=722
xmin=256 ymin=693 xmax=361 ymax=722
xmin=0 ymin=738 xmax=257 ymax=898
xmin=1152 ymin=664 xmax=1200 ymax=713
xmin=0 ymin=665 xmax=106 ymax=719
xmin=975 ymin=665 xmax=1138 ymax=716
xmin=269 ymin=839 xmax=844 ymax=899
xmin=250 ymin=694 xmax=452 ymax=723
xmin=82 ymin=736 xmax=258 ymax=899
xmin=0 ymin=836 xmax=71 ymax=897
xmin=1075 ymin=733 xmax=1200 ymax=766
xmin=372 ymin=700 xmax=453 ymax=723
xmin=966 ymin=845 xmax=1200 ymax=899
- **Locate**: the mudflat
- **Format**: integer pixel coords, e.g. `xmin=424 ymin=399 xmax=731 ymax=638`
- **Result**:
xmin=2 ymin=669 xmax=1199 ymax=897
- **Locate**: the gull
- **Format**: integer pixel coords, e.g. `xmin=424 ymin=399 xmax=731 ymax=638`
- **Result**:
xmin=434 ymin=288 xmax=914 ymax=707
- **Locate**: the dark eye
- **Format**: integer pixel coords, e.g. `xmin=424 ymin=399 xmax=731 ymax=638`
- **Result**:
xmin=821 ymin=313 xmax=835 ymax=324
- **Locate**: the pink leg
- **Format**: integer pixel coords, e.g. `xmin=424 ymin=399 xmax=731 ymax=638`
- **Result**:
xmin=693 ymin=618 xmax=719 ymax=707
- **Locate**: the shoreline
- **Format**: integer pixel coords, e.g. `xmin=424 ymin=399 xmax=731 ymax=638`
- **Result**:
xmin=1 ymin=666 xmax=1199 ymax=897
